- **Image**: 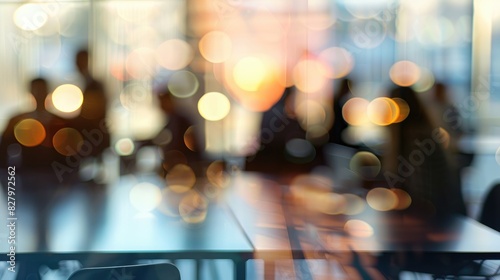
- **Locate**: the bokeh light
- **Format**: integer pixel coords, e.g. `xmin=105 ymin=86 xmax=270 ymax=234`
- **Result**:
xmin=156 ymin=39 xmax=194 ymax=70
xmin=197 ymin=92 xmax=231 ymax=121
xmin=342 ymin=0 xmax=388 ymax=19
xmin=390 ymin=60 xmax=421 ymax=87
xmin=341 ymin=194 xmax=365 ymax=215
xmin=199 ymin=31 xmax=232 ymax=63
xmin=179 ymin=190 xmax=209 ymax=224
xmin=344 ymin=219 xmax=374 ymax=238
xmin=129 ymin=182 xmax=162 ymax=212
xmin=165 ymin=164 xmax=196 ymax=193
xmin=168 ymin=71 xmax=199 ymax=98
xmin=183 ymin=126 xmax=197 ymax=152
xmin=349 ymin=151 xmax=381 ymax=179
xmin=125 ymin=48 xmax=157 ymax=80
xmin=14 ymin=119 xmax=46 ymax=147
xmin=366 ymin=187 xmax=398 ymax=211
xmin=285 ymin=138 xmax=316 ymax=163
xmin=233 ymin=56 xmax=266 ymax=92
xmin=392 ymin=98 xmax=410 ymax=123
xmin=206 ymin=160 xmax=229 ymax=188
xmin=293 ymin=59 xmax=329 ymax=93
xmin=392 ymin=188 xmax=412 ymax=210
xmin=318 ymin=47 xmax=354 ymax=79
xmin=342 ymin=97 xmax=370 ymax=126
xmin=52 ymin=128 xmax=84 ymax=156
xmin=367 ymin=97 xmax=400 ymax=126
xmin=317 ymin=193 xmax=347 ymax=215
xmin=14 ymin=4 xmax=48 ymax=31
xmin=115 ymin=138 xmax=135 ymax=156
xmin=52 ymin=84 xmax=84 ymax=113
xmin=413 ymin=68 xmax=435 ymax=93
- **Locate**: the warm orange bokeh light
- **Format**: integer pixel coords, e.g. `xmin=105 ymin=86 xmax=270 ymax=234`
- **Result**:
xmin=390 ymin=60 xmax=421 ymax=87
xmin=199 ymin=31 xmax=232 ymax=63
xmin=14 ymin=119 xmax=46 ymax=147
xmin=156 ymin=39 xmax=193 ymax=70
xmin=367 ymin=97 xmax=400 ymax=126
xmin=342 ymin=97 xmax=370 ymax=126
xmin=318 ymin=47 xmax=354 ymax=79
xmin=53 ymin=127 xmax=84 ymax=156
xmin=366 ymin=187 xmax=398 ymax=211
xmin=392 ymin=97 xmax=410 ymax=123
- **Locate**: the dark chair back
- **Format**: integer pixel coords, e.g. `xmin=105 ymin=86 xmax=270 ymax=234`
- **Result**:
xmin=479 ymin=183 xmax=500 ymax=232
xmin=68 ymin=263 xmax=181 ymax=280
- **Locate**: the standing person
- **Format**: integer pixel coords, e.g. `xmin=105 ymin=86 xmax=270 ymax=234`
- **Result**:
xmin=0 ymin=78 xmax=66 ymax=253
xmin=73 ymin=49 xmax=110 ymax=160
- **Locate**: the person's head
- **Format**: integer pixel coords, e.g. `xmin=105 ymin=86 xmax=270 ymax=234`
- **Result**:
xmin=30 ymin=78 xmax=49 ymax=111
xmin=433 ymin=82 xmax=448 ymax=103
xmin=75 ymin=49 xmax=89 ymax=75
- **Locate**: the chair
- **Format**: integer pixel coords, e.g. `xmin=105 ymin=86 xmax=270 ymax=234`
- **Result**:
xmin=479 ymin=183 xmax=500 ymax=232
xmin=67 ymin=263 xmax=181 ymax=280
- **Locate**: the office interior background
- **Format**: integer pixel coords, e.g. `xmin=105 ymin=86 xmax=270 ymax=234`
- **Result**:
xmin=0 ymin=0 xmax=500 ymax=221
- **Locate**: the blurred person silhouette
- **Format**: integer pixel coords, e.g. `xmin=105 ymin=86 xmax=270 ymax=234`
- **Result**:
xmin=384 ymin=85 xmax=466 ymax=218
xmin=245 ymin=87 xmax=319 ymax=180
xmin=378 ymin=85 xmax=467 ymax=279
xmin=152 ymin=87 xmax=204 ymax=178
xmin=0 ymin=78 xmax=67 ymax=257
xmin=72 ymin=49 xmax=110 ymax=173
xmin=428 ymin=82 xmax=474 ymax=172
xmin=329 ymin=78 xmax=355 ymax=147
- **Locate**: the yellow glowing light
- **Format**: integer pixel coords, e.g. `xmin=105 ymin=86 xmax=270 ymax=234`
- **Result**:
xmin=179 ymin=191 xmax=209 ymax=224
xmin=233 ymin=57 xmax=266 ymax=92
xmin=367 ymin=97 xmax=400 ymax=126
xmin=366 ymin=187 xmax=398 ymax=211
xmin=342 ymin=97 xmax=370 ymax=126
xmin=293 ymin=59 xmax=329 ymax=93
xmin=125 ymin=48 xmax=157 ymax=80
xmin=199 ymin=31 xmax=232 ymax=63
xmin=390 ymin=61 xmax=421 ymax=87
xmin=52 ymin=84 xmax=83 ymax=113
xmin=14 ymin=119 xmax=46 ymax=147
xmin=392 ymin=188 xmax=412 ymax=210
xmin=52 ymin=128 xmax=83 ymax=156
xmin=14 ymin=4 xmax=48 ymax=31
xmin=318 ymin=47 xmax=354 ymax=79
xmin=349 ymin=151 xmax=381 ymax=179
xmin=197 ymin=92 xmax=231 ymax=121
xmin=392 ymin=98 xmax=410 ymax=123
xmin=115 ymin=138 xmax=135 ymax=156
xmin=129 ymin=182 xmax=162 ymax=212
xmin=223 ymin=56 xmax=285 ymax=112
xmin=168 ymin=71 xmax=199 ymax=98
xmin=156 ymin=39 xmax=194 ymax=70
xmin=166 ymin=164 xmax=196 ymax=193
xmin=344 ymin=219 xmax=374 ymax=238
